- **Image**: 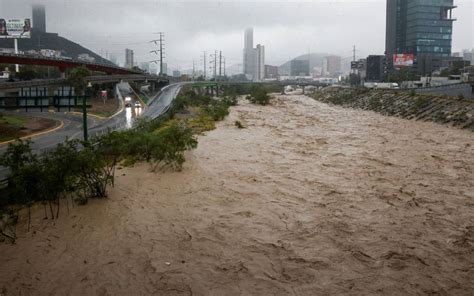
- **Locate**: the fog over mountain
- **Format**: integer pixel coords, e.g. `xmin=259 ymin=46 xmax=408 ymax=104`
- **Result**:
xmin=1 ymin=0 xmax=473 ymax=71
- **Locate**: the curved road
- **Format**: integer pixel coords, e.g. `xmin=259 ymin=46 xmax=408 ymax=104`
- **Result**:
xmin=0 ymin=82 xmax=185 ymax=179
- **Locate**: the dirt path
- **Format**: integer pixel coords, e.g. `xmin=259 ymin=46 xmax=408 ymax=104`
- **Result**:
xmin=1 ymin=94 xmax=473 ymax=295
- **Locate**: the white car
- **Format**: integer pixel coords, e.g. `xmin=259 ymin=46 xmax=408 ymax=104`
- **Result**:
xmin=134 ymin=101 xmax=142 ymax=108
xmin=124 ymin=96 xmax=132 ymax=107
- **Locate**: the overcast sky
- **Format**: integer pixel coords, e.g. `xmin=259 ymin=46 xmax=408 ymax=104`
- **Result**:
xmin=1 ymin=0 xmax=473 ymax=71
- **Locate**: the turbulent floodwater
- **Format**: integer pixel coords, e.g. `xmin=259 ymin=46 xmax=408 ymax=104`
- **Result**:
xmin=1 ymin=94 xmax=473 ymax=295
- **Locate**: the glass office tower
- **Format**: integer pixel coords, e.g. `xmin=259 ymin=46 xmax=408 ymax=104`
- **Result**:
xmin=386 ymin=0 xmax=456 ymax=74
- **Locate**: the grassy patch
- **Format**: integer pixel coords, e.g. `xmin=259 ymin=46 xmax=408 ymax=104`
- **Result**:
xmin=0 ymin=114 xmax=28 ymax=142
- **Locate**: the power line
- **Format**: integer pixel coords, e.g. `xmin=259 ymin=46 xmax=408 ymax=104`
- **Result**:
xmin=150 ymin=32 xmax=165 ymax=76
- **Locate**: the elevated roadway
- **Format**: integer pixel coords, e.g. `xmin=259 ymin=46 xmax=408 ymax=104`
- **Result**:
xmin=0 ymin=53 xmax=138 ymax=75
xmin=0 ymin=75 xmax=168 ymax=91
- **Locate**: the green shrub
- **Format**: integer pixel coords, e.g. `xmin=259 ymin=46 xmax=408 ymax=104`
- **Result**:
xmin=235 ymin=121 xmax=245 ymax=129
xmin=249 ymin=87 xmax=271 ymax=105
xmin=151 ymin=120 xmax=198 ymax=170
xmin=187 ymin=114 xmax=216 ymax=133
xmin=413 ymin=97 xmax=431 ymax=111
xmin=203 ymin=100 xmax=230 ymax=121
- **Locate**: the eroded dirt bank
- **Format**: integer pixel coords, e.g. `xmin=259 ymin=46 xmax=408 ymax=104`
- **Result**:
xmin=1 ymin=94 xmax=473 ymax=295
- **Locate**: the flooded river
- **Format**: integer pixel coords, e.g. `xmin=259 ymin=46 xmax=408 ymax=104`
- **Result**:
xmin=1 ymin=94 xmax=473 ymax=295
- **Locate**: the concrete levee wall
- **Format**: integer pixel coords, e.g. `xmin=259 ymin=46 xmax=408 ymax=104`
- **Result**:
xmin=413 ymin=84 xmax=473 ymax=99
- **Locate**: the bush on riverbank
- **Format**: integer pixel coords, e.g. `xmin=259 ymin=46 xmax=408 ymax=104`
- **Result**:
xmin=0 ymin=87 xmax=240 ymax=242
xmin=248 ymin=86 xmax=271 ymax=105
xmin=0 ymin=138 xmax=119 ymax=231
xmin=0 ymin=118 xmax=198 ymax=242
xmin=170 ymin=89 xmax=238 ymax=132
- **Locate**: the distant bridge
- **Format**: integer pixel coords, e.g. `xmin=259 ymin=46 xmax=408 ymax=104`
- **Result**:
xmin=192 ymin=80 xmax=331 ymax=88
xmin=0 ymin=53 xmax=141 ymax=75
xmin=0 ymin=74 xmax=169 ymax=91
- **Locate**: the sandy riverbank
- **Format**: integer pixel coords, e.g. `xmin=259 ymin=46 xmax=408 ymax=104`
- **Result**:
xmin=1 ymin=94 xmax=473 ymax=295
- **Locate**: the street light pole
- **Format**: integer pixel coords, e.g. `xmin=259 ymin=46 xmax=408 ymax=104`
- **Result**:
xmin=83 ymin=82 xmax=91 ymax=142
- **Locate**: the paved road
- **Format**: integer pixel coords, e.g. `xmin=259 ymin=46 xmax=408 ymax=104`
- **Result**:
xmin=141 ymin=83 xmax=184 ymax=119
xmin=0 ymin=82 xmax=184 ymax=180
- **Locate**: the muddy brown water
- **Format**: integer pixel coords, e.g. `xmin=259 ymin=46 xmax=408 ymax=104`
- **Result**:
xmin=1 ymin=94 xmax=473 ymax=295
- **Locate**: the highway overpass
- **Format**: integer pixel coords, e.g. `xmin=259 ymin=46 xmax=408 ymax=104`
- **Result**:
xmin=0 ymin=53 xmax=139 ymax=75
xmin=0 ymin=74 xmax=169 ymax=91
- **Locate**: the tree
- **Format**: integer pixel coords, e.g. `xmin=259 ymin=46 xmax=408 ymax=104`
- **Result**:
xmin=67 ymin=66 xmax=91 ymax=95
xmin=16 ymin=66 xmax=38 ymax=81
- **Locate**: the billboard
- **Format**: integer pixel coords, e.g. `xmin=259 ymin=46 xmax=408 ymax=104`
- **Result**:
xmin=0 ymin=18 xmax=31 ymax=39
xmin=351 ymin=60 xmax=366 ymax=70
xmin=393 ymin=54 xmax=414 ymax=67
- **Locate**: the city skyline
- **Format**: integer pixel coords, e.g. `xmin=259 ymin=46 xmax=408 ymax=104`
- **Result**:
xmin=1 ymin=0 xmax=472 ymax=71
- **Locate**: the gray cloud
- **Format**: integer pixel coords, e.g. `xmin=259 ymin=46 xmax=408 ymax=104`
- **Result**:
xmin=1 ymin=0 xmax=473 ymax=71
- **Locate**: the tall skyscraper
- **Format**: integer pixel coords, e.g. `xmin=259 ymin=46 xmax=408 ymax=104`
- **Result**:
xmin=253 ymin=44 xmax=265 ymax=81
xmin=243 ymin=28 xmax=265 ymax=81
xmin=385 ymin=0 xmax=456 ymax=74
xmin=125 ymin=49 xmax=134 ymax=69
xmin=32 ymin=4 xmax=46 ymax=33
xmin=243 ymin=28 xmax=254 ymax=77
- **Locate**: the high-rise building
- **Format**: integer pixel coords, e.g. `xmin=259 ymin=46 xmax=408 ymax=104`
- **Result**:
xmin=32 ymin=4 xmax=46 ymax=33
xmin=125 ymin=49 xmax=134 ymax=69
xmin=463 ymin=49 xmax=474 ymax=64
xmin=366 ymin=55 xmax=387 ymax=82
xmin=253 ymin=44 xmax=265 ymax=81
xmin=385 ymin=0 xmax=456 ymax=74
xmin=162 ymin=63 xmax=168 ymax=75
xmin=265 ymin=65 xmax=279 ymax=79
xmin=323 ymin=56 xmax=341 ymax=77
xmin=242 ymin=28 xmax=265 ymax=81
xmin=243 ymin=28 xmax=254 ymax=78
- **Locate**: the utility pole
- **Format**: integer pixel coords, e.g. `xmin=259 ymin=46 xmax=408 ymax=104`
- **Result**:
xmin=219 ymin=51 xmax=222 ymax=81
xmin=353 ymin=45 xmax=356 ymax=62
xmin=223 ymin=57 xmax=226 ymax=77
xmin=213 ymin=50 xmax=217 ymax=79
xmin=201 ymin=51 xmax=207 ymax=80
xmin=158 ymin=32 xmax=164 ymax=75
xmin=192 ymin=60 xmax=195 ymax=80
xmin=150 ymin=32 xmax=165 ymax=75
